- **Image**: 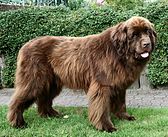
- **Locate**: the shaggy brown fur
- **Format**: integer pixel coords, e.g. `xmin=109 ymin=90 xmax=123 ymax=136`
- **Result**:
xmin=7 ymin=16 xmax=156 ymax=132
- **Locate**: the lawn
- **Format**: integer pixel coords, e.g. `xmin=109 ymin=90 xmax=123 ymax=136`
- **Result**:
xmin=0 ymin=106 xmax=168 ymax=137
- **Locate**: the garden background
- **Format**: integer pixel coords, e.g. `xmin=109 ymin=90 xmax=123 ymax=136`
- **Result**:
xmin=0 ymin=0 xmax=167 ymax=88
xmin=0 ymin=1 xmax=168 ymax=136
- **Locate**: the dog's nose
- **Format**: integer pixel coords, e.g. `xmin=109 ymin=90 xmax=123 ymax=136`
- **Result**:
xmin=142 ymin=42 xmax=151 ymax=48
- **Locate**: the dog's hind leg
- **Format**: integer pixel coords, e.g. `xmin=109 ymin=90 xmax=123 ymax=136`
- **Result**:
xmin=111 ymin=90 xmax=136 ymax=121
xmin=36 ymin=75 xmax=63 ymax=118
xmin=7 ymin=88 xmax=35 ymax=128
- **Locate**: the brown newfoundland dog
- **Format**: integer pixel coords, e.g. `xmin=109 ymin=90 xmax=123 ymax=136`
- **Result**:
xmin=7 ymin=16 xmax=156 ymax=132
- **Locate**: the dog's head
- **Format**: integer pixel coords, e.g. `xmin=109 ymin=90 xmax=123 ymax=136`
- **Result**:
xmin=111 ymin=16 xmax=156 ymax=61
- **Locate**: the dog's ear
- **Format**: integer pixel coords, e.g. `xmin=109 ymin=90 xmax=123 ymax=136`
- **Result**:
xmin=111 ymin=22 xmax=128 ymax=56
xmin=148 ymin=24 xmax=157 ymax=51
xmin=151 ymin=28 xmax=157 ymax=49
xmin=149 ymin=23 xmax=157 ymax=49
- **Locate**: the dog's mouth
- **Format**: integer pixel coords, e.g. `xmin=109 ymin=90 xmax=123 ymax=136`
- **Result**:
xmin=140 ymin=52 xmax=149 ymax=58
xmin=135 ymin=51 xmax=150 ymax=60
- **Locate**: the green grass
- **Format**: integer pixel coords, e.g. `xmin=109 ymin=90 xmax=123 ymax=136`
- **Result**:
xmin=0 ymin=106 xmax=168 ymax=137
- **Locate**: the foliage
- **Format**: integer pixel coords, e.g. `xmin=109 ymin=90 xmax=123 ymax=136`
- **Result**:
xmin=0 ymin=0 xmax=27 ymax=4
xmin=106 ymin=0 xmax=144 ymax=10
xmin=68 ymin=0 xmax=87 ymax=10
xmin=0 ymin=6 xmax=129 ymax=87
xmin=0 ymin=2 xmax=167 ymax=87
xmin=134 ymin=2 xmax=168 ymax=86
xmin=0 ymin=0 xmax=66 ymax=6
xmin=0 ymin=106 xmax=168 ymax=136
xmin=0 ymin=6 xmax=71 ymax=87
xmin=0 ymin=66 xmax=2 ymax=89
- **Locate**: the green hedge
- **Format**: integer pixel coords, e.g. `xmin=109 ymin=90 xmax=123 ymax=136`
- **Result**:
xmin=136 ymin=3 xmax=168 ymax=86
xmin=0 ymin=3 xmax=168 ymax=87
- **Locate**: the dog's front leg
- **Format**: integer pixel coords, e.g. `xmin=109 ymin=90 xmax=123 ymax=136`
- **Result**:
xmin=87 ymin=81 xmax=117 ymax=132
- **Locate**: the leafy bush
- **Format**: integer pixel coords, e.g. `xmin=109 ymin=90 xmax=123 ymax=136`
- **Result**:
xmin=0 ymin=2 xmax=167 ymax=87
xmin=106 ymin=0 xmax=144 ymax=10
xmin=140 ymin=3 xmax=168 ymax=86
xmin=0 ymin=6 xmax=71 ymax=87
xmin=68 ymin=0 xmax=87 ymax=10
xmin=131 ymin=2 xmax=168 ymax=86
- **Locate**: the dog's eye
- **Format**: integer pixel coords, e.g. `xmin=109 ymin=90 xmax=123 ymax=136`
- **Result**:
xmin=132 ymin=32 xmax=139 ymax=38
xmin=146 ymin=29 xmax=149 ymax=32
xmin=144 ymin=28 xmax=149 ymax=33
